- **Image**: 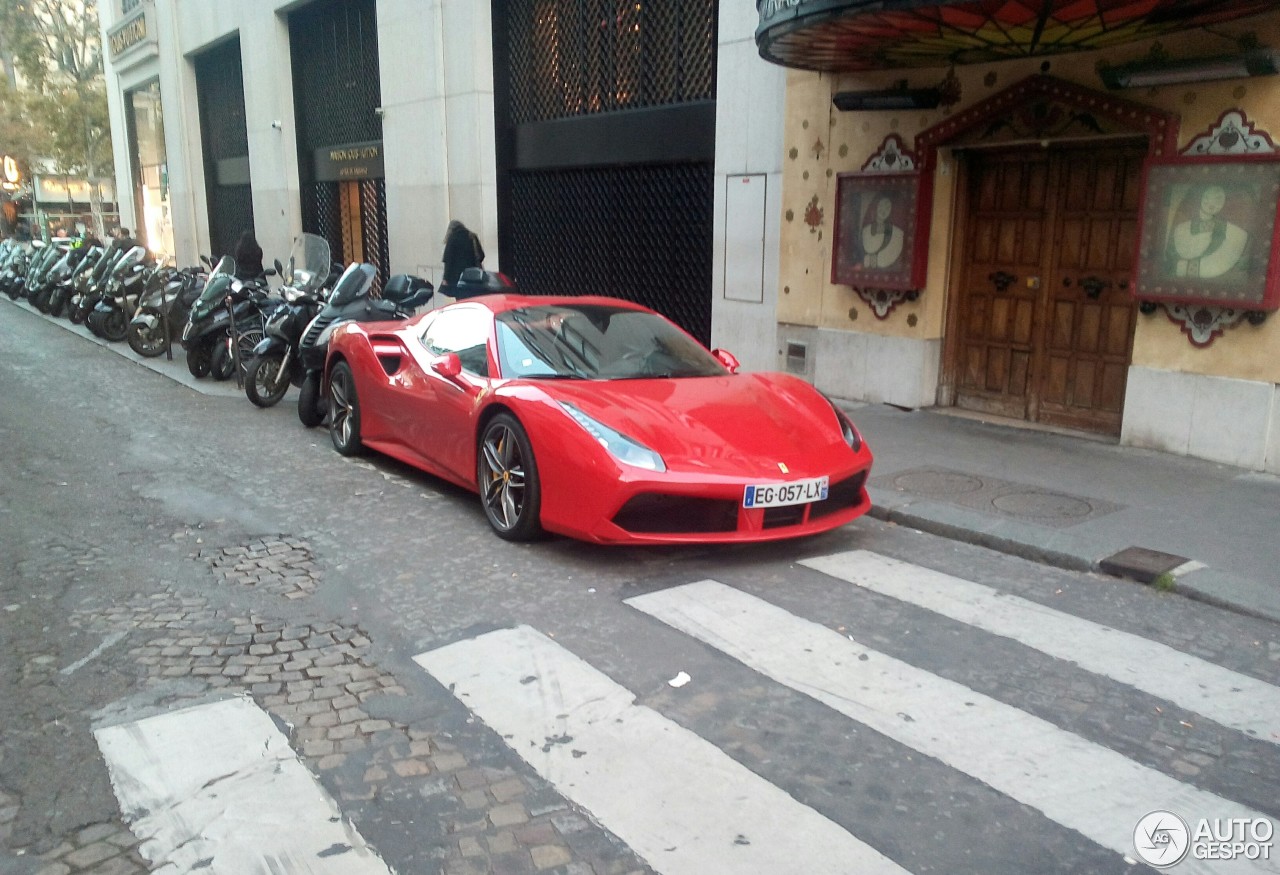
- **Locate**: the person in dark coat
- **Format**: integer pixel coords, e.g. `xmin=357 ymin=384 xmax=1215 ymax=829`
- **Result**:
xmin=441 ymin=220 xmax=484 ymax=288
xmin=233 ymin=230 xmax=264 ymax=280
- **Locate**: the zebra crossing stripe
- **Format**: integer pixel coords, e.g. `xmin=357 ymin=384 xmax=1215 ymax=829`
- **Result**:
xmin=627 ymin=581 xmax=1277 ymax=874
xmin=94 ymin=696 xmax=395 ymax=875
xmin=414 ymin=624 xmax=911 ymax=875
xmin=801 ymin=550 xmax=1280 ymax=745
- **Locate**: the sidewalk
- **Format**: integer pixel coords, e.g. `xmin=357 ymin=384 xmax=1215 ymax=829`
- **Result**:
xmin=843 ymin=401 xmax=1280 ymax=624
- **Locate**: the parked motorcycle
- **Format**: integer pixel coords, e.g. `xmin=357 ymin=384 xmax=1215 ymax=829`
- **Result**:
xmin=127 ymin=263 xmax=206 ymax=357
xmin=296 ymin=262 xmax=434 ymax=427
xmin=15 ymin=240 xmax=61 ymax=303
xmin=53 ymin=245 xmax=104 ymax=320
xmin=86 ymin=246 xmax=152 ymax=341
xmin=243 ymin=233 xmax=332 ymax=407
xmin=68 ymin=244 xmax=128 ymax=324
xmin=180 ymin=257 xmax=278 ymax=380
xmin=28 ymin=242 xmax=75 ymax=313
xmin=0 ymin=240 xmax=31 ymax=300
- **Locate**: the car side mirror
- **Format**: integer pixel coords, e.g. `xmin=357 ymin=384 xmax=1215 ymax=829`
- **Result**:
xmin=712 ymin=348 xmax=740 ymax=373
xmin=432 ymin=352 xmax=462 ymax=378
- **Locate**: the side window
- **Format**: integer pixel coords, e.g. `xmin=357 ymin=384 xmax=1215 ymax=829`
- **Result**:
xmin=421 ymin=308 xmax=490 ymax=376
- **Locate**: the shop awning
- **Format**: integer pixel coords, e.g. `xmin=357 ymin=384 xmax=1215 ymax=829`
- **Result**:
xmin=756 ymin=0 xmax=1276 ymax=72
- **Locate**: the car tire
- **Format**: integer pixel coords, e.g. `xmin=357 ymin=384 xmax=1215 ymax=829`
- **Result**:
xmin=297 ymin=371 xmax=324 ymax=427
xmin=328 ymin=362 xmax=363 ymax=456
xmin=477 ymin=413 xmax=543 ymax=541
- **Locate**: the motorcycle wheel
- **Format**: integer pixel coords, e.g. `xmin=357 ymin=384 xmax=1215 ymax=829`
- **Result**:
xmin=68 ymin=302 xmax=88 ymax=324
xmin=3 ymin=282 xmax=18 ymax=301
xmin=210 ymin=340 xmax=235 ymax=381
xmin=128 ymin=315 xmax=169 ymax=358
xmin=48 ymin=291 xmax=67 ymax=318
xmin=31 ymin=286 xmax=53 ymax=313
xmin=186 ymin=338 xmax=213 ymax=378
xmin=100 ymin=308 xmax=128 ymax=342
xmin=297 ymin=371 xmax=325 ymax=427
xmin=245 ymin=353 xmax=291 ymax=408
xmin=85 ymin=308 xmax=107 ymax=338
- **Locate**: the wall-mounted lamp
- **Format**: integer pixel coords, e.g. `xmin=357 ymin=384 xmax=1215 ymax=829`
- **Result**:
xmin=1099 ymin=48 xmax=1280 ymax=90
xmin=833 ymin=86 xmax=942 ymax=112
xmin=270 ymin=119 xmax=283 ymax=130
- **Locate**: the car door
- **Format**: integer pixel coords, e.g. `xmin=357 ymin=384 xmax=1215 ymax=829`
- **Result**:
xmin=410 ymin=307 xmax=494 ymax=478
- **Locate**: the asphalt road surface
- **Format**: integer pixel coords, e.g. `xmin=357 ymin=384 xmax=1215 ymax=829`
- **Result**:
xmin=2 ymin=300 xmax=1278 ymax=875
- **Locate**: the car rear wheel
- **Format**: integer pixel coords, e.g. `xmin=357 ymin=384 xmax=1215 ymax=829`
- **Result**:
xmin=477 ymin=413 xmax=543 ymax=541
xmin=328 ymin=362 xmax=363 ymax=456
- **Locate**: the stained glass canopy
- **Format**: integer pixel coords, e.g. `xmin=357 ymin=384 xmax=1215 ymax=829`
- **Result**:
xmin=756 ymin=0 xmax=1277 ymax=72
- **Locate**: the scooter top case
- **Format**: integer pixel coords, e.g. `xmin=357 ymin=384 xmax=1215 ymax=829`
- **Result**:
xmin=447 ymin=267 xmax=516 ymax=300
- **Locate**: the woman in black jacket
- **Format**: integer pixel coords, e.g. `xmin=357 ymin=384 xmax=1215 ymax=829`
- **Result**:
xmin=441 ymin=220 xmax=484 ymax=289
xmin=233 ymin=230 xmax=264 ymax=280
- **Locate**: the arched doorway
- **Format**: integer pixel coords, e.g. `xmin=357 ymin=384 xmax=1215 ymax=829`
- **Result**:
xmin=918 ymin=77 xmax=1180 ymax=435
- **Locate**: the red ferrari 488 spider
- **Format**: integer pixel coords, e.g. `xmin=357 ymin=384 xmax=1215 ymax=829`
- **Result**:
xmin=323 ymin=295 xmax=873 ymax=544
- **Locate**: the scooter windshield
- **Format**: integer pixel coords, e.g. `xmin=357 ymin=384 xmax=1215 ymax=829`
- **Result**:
xmin=285 ymin=233 xmax=332 ymax=294
xmin=111 ymin=245 xmax=149 ymax=276
xmin=194 ymin=256 xmax=237 ymax=309
xmin=327 ymin=262 xmax=376 ymax=307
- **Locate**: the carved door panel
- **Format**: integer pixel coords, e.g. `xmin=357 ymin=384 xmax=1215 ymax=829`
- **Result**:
xmin=953 ymin=146 xmax=1140 ymax=435
xmin=954 ymin=150 xmax=1050 ymax=420
xmin=1036 ymin=147 xmax=1143 ymax=434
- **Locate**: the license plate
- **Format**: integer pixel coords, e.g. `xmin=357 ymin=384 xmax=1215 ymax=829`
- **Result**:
xmin=743 ymin=476 xmax=828 ymax=509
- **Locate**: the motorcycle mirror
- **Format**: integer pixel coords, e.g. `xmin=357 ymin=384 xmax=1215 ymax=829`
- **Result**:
xmin=274 ymin=259 xmax=283 ymax=276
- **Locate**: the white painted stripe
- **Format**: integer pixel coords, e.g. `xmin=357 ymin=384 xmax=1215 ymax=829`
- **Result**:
xmin=95 ymin=696 xmax=394 ymax=875
xmin=61 ymin=630 xmax=127 ymax=675
xmin=627 ymin=582 xmax=1278 ymax=875
xmin=801 ymin=550 xmax=1280 ymax=744
xmin=414 ymin=625 xmax=909 ymax=875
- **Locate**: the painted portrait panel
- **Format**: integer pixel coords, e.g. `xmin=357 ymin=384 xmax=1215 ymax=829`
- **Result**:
xmin=1135 ymin=158 xmax=1280 ymax=309
xmin=832 ymin=172 xmax=923 ymax=291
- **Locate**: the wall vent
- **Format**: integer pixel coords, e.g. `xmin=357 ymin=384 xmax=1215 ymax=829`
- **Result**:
xmin=785 ymin=341 xmax=808 ymax=375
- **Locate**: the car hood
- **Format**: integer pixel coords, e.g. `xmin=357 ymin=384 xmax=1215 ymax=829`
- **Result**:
xmin=537 ymin=374 xmax=851 ymax=478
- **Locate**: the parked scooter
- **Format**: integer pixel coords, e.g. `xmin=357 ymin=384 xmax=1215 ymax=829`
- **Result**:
xmin=15 ymin=240 xmax=62 ymax=303
xmin=296 ymin=262 xmax=434 ymax=426
xmin=0 ymin=241 xmax=31 ymax=299
xmin=68 ymin=244 xmax=127 ymax=324
xmin=46 ymin=241 xmax=100 ymax=318
xmin=180 ymin=257 xmax=279 ymax=380
xmin=86 ymin=246 xmax=152 ymax=341
xmin=243 ymin=233 xmax=332 ymax=407
xmin=28 ymin=241 xmax=77 ymax=313
xmin=127 ymin=263 xmax=206 ymax=357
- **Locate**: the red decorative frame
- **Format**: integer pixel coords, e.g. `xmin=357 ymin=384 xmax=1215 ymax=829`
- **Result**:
xmin=831 ymin=172 xmax=926 ymax=291
xmin=1133 ymin=155 xmax=1280 ymax=310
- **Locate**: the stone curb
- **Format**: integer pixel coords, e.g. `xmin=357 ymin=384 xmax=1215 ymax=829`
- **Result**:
xmin=866 ymin=492 xmax=1278 ymax=626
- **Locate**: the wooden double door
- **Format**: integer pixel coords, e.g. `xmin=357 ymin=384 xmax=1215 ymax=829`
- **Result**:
xmin=951 ymin=144 xmax=1143 ymax=435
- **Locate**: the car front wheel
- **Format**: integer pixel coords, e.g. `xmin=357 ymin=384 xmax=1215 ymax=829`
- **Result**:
xmin=477 ymin=413 xmax=543 ymax=541
xmin=328 ymin=362 xmax=363 ymax=456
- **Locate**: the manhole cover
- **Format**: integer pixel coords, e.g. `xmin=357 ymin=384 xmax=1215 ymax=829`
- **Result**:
xmin=991 ymin=490 xmax=1093 ymax=520
xmin=892 ymin=471 xmax=984 ymax=495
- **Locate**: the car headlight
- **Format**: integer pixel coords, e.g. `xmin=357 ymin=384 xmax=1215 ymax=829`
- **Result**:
xmin=823 ymin=395 xmax=864 ymax=452
xmin=558 ymin=402 xmax=666 ymax=472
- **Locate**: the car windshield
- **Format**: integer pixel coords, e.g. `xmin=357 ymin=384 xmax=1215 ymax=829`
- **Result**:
xmin=496 ymin=304 xmax=726 ymax=380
